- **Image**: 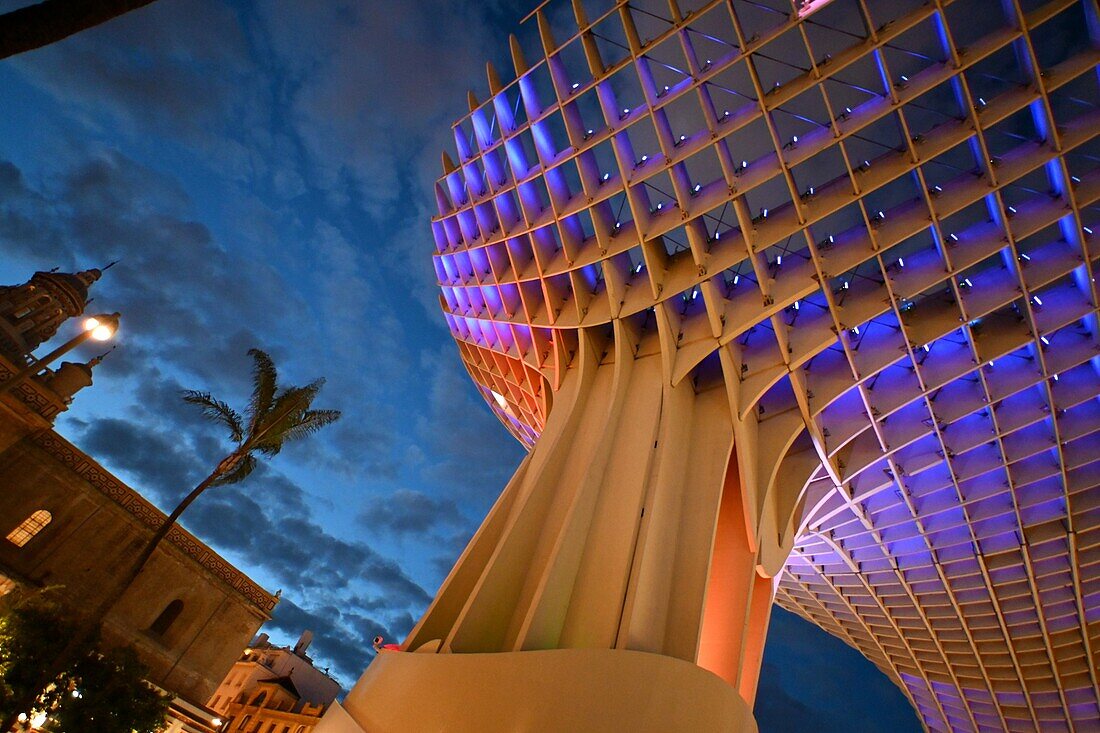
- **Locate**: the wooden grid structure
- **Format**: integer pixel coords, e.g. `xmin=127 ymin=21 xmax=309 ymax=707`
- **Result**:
xmin=429 ymin=0 xmax=1100 ymax=729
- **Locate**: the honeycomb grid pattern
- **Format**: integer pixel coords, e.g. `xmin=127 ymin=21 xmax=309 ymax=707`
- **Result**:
xmin=429 ymin=0 xmax=1100 ymax=729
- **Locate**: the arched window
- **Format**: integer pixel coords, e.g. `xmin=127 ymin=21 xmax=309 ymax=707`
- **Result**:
xmin=252 ymin=690 xmax=267 ymax=707
xmin=6 ymin=510 xmax=52 ymax=547
xmin=149 ymin=599 xmax=184 ymax=636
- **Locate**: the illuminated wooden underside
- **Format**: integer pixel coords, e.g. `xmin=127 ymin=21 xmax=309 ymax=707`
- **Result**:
xmin=425 ymin=0 xmax=1100 ymax=729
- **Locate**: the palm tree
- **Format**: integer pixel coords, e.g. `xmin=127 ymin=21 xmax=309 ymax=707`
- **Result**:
xmin=114 ymin=348 xmax=342 ymax=597
xmin=0 ymin=0 xmax=160 ymax=60
xmin=0 ymin=348 xmax=340 ymax=730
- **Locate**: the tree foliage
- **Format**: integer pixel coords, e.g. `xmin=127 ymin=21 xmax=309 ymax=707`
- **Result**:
xmin=0 ymin=598 xmax=168 ymax=732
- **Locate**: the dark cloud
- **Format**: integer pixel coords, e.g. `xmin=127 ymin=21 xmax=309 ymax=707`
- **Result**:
xmin=78 ymin=417 xmax=202 ymax=501
xmin=102 ymin=446 xmax=410 ymax=605
xmin=68 ymin=402 xmax=429 ymax=684
xmin=267 ymin=597 xmax=389 ymax=689
xmin=366 ymin=488 xmax=463 ymax=536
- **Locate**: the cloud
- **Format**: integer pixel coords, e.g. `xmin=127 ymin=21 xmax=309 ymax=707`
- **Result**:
xmin=267 ymin=597 xmax=389 ymax=689
xmin=12 ymin=0 xmax=255 ymax=144
xmin=414 ymin=345 xmax=525 ymax=506
xmin=365 ymin=488 xmax=463 ymax=537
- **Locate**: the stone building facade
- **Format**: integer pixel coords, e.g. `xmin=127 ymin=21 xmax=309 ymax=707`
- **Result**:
xmin=0 ymin=269 xmax=278 ymax=723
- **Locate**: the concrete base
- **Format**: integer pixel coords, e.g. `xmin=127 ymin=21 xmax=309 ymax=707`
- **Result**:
xmin=314 ymin=648 xmax=757 ymax=733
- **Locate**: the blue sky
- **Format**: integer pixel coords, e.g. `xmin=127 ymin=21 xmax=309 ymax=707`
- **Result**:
xmin=0 ymin=0 xmax=916 ymax=728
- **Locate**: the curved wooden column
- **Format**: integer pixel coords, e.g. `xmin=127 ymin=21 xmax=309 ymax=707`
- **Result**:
xmin=326 ymin=326 xmax=792 ymax=731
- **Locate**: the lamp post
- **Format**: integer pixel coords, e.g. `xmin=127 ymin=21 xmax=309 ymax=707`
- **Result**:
xmin=0 ymin=312 xmax=120 ymax=398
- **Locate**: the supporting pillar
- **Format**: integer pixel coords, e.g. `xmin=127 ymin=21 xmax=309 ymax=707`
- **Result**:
xmin=320 ymin=329 xmax=793 ymax=732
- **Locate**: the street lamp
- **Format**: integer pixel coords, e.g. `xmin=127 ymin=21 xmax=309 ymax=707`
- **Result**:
xmin=0 ymin=312 xmax=120 ymax=398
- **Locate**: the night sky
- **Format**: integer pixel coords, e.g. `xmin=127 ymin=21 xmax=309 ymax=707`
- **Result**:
xmin=0 ymin=1 xmax=917 ymax=729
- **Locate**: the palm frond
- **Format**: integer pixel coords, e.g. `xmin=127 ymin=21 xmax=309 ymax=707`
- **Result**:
xmin=250 ymin=380 xmax=323 ymax=441
xmin=279 ymin=409 xmax=342 ymax=444
xmin=248 ymin=379 xmax=340 ymax=456
xmin=246 ymin=348 xmax=278 ymax=436
xmin=181 ymin=390 xmax=244 ymax=443
xmin=212 ymin=453 xmax=257 ymax=486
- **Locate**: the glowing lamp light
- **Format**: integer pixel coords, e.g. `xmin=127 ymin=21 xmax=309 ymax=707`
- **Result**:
xmin=82 ymin=313 xmax=119 ymax=342
xmin=212 ymin=718 xmax=223 ymax=727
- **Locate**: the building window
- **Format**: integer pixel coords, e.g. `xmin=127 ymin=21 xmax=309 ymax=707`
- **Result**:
xmin=252 ymin=691 xmax=267 ymax=707
xmin=6 ymin=510 xmax=52 ymax=547
xmin=149 ymin=599 xmax=184 ymax=636
xmin=0 ymin=573 xmax=15 ymax=596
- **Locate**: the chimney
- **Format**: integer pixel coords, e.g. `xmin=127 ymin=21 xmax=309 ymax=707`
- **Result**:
xmin=293 ymin=630 xmax=313 ymax=656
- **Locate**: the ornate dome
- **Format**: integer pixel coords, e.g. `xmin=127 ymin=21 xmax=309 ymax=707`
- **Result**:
xmin=0 ymin=268 xmax=101 ymax=362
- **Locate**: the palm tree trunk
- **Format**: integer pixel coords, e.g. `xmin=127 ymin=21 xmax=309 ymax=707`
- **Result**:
xmin=0 ymin=0 xmax=158 ymax=60
xmin=0 ymin=459 xmax=229 ymax=730
xmin=108 ymin=464 xmax=225 ymax=605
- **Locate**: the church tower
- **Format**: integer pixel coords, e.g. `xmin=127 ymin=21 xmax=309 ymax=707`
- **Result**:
xmin=0 ymin=268 xmax=102 ymax=364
